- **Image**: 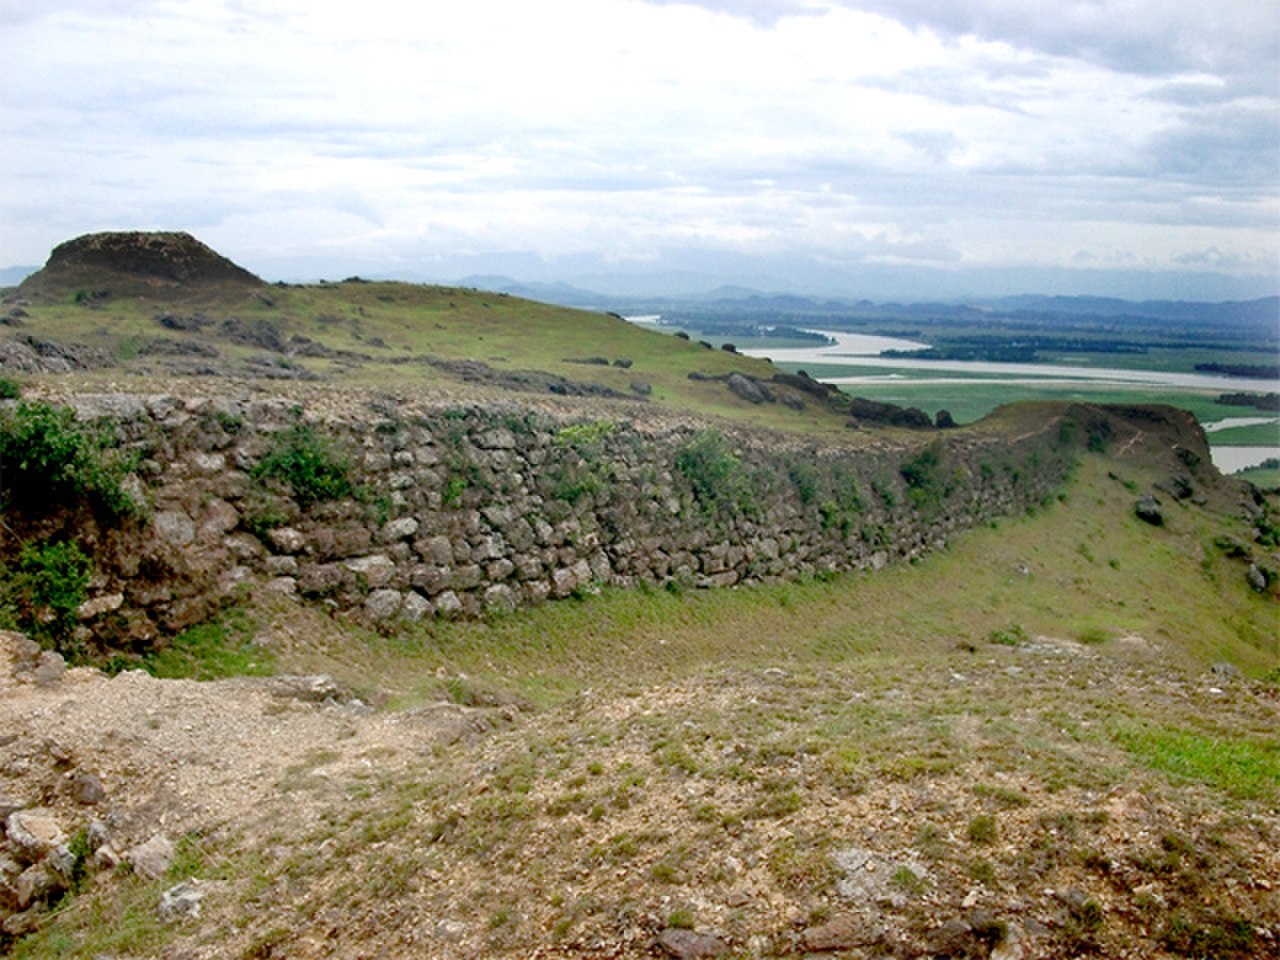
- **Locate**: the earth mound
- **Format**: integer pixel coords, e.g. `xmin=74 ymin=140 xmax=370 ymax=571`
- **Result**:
xmin=16 ymin=231 xmax=263 ymax=303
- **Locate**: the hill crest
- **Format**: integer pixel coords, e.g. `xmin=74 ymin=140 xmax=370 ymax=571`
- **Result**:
xmin=17 ymin=230 xmax=262 ymax=303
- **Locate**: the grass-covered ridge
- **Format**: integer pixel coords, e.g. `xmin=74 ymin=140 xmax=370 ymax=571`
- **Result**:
xmin=7 ymin=271 xmax=857 ymax=435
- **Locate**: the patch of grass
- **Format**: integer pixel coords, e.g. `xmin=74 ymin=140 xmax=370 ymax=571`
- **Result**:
xmin=967 ymin=859 xmax=998 ymax=886
xmin=972 ymin=783 xmax=1032 ymax=808
xmin=666 ymin=908 xmax=695 ymax=930
xmin=967 ymin=814 xmax=999 ymax=845
xmin=889 ymin=865 xmax=926 ymax=895
xmin=138 ymin=610 xmax=273 ymax=680
xmin=768 ymin=835 xmax=837 ymax=892
xmin=1111 ymin=723 xmax=1280 ymax=803
xmin=1158 ymin=910 xmax=1256 ymax=958
xmin=1076 ymin=626 xmax=1110 ymax=645
xmin=988 ymin=623 xmax=1030 ymax=647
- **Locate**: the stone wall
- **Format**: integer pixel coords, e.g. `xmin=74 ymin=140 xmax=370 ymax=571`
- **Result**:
xmin=15 ymin=391 xmax=1079 ymax=645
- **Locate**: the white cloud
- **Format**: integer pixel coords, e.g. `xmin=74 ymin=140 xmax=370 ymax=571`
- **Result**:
xmin=0 ymin=0 xmax=1275 ymax=297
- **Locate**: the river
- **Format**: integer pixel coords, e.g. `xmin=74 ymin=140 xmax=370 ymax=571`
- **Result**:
xmin=737 ymin=330 xmax=1280 ymax=474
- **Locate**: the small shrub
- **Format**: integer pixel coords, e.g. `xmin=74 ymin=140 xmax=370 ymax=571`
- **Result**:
xmin=767 ymin=836 xmax=836 ymax=892
xmin=900 ymin=442 xmax=951 ymax=507
xmin=889 ymin=865 xmax=926 ymax=894
xmin=988 ymin=624 xmax=1030 ymax=647
xmin=1158 ymin=911 xmax=1255 ymax=957
xmin=0 ymin=540 xmax=92 ymax=655
xmin=967 ymin=858 xmax=997 ymax=886
xmin=972 ymin=783 xmax=1031 ymax=808
xmin=251 ymin=422 xmax=353 ymax=507
xmin=673 ymin=429 xmax=757 ymax=518
xmin=789 ymin=460 xmax=821 ymax=505
xmin=967 ymin=814 xmax=998 ymax=845
xmin=1077 ymin=627 xmax=1109 ymax=645
xmin=0 ymin=376 xmax=21 ymax=399
xmin=0 ymin=400 xmax=138 ymax=517
xmin=442 ymin=474 xmax=468 ymax=506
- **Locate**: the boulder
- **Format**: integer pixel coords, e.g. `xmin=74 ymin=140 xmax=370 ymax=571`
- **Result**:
xmin=125 ymin=834 xmax=175 ymax=880
xmin=154 ymin=511 xmax=197 ymax=546
xmin=365 ymin=588 xmax=403 ymax=621
xmin=1134 ymin=494 xmax=1164 ymax=526
xmin=1247 ymin=563 xmax=1269 ymax=592
xmin=656 ymin=927 xmax=727 ymax=959
xmin=726 ymin=372 xmax=773 ymax=405
xmin=344 ymin=554 xmax=396 ymax=588
xmin=6 ymin=810 xmax=65 ymax=863
xmin=69 ymin=772 xmax=106 ymax=806
xmin=271 ymin=674 xmax=345 ymax=703
xmin=802 ymin=915 xmax=882 ymax=951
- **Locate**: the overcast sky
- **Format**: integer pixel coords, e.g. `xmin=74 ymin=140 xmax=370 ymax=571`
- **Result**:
xmin=2 ymin=0 xmax=1278 ymax=299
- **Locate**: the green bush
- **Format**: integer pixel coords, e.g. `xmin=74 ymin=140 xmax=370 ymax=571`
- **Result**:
xmin=0 ymin=400 xmax=138 ymax=517
xmin=0 ymin=376 xmax=21 ymax=399
xmin=674 ymin=430 xmax=757 ymax=518
xmin=0 ymin=540 xmax=92 ymax=655
xmin=251 ymin=423 xmax=353 ymax=507
xmin=900 ymin=442 xmax=951 ymax=508
xmin=988 ymin=623 xmax=1030 ymax=647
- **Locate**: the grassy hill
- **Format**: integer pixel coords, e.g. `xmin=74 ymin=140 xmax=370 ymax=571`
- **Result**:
xmin=4 ymin=232 xmax=859 ymax=437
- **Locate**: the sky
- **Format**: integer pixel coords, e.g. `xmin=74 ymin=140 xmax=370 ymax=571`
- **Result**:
xmin=2 ymin=0 xmax=1278 ymax=300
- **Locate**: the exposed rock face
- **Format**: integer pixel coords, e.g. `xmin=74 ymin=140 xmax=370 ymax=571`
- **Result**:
xmin=42 ymin=231 xmax=260 ymax=286
xmin=847 ymin=396 xmax=934 ymax=429
xmin=725 ymin=372 xmax=774 ymax=405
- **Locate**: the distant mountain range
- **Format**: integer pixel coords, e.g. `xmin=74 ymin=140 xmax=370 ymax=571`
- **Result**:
xmin=454 ymin=274 xmax=1279 ymax=333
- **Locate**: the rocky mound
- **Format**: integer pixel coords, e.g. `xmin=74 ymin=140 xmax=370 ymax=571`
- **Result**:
xmin=16 ymin=231 xmax=263 ymax=304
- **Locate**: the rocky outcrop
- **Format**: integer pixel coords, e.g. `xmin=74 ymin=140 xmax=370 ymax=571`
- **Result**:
xmin=17 ymin=232 xmax=262 ymax=304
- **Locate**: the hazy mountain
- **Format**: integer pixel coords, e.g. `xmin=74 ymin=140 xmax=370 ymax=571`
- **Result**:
xmin=0 ymin=265 xmax=37 ymax=287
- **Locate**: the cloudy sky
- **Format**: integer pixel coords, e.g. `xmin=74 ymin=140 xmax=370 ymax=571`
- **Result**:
xmin=2 ymin=0 xmax=1278 ymax=299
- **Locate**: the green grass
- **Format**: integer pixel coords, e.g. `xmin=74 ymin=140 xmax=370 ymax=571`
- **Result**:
xmin=1208 ymin=421 xmax=1280 ymax=445
xmin=13 ymin=280 xmax=855 ymax=436
xmin=1239 ymin=462 xmax=1280 ymax=489
xmin=135 ymin=610 xmax=273 ymax=680
xmin=1111 ymin=724 xmax=1280 ymax=803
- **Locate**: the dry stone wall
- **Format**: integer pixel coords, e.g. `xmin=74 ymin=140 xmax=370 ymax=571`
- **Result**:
xmin=37 ymin=391 xmax=1077 ymax=642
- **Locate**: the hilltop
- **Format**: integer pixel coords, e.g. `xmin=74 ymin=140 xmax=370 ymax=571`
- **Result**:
xmin=15 ymin=232 xmax=263 ymax=304
xmin=0 ymin=232 xmax=1276 ymax=959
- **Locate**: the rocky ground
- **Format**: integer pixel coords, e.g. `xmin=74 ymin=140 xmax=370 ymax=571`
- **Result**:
xmin=2 ymin=625 xmax=1277 ymax=959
